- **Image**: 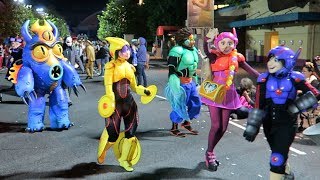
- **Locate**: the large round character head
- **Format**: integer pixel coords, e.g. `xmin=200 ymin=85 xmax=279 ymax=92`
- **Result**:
xmin=105 ymin=37 xmax=130 ymax=61
xmin=267 ymin=46 xmax=301 ymax=76
xmin=21 ymin=19 xmax=64 ymax=81
xmin=175 ymin=27 xmax=195 ymax=49
xmin=214 ymin=28 xmax=238 ymax=54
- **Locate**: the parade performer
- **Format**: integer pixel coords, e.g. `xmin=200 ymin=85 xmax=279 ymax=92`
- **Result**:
xmin=165 ymin=27 xmax=201 ymax=137
xmin=8 ymin=19 xmax=85 ymax=132
xmin=97 ymin=37 xmax=157 ymax=172
xmin=243 ymin=46 xmax=320 ymax=180
xmin=201 ymin=28 xmax=259 ymax=171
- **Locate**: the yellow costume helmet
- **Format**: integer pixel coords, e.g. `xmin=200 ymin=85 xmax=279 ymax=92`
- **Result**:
xmin=105 ymin=37 xmax=130 ymax=59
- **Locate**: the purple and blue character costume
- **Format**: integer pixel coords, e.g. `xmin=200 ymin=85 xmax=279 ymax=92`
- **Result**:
xmin=9 ymin=19 xmax=85 ymax=132
xmin=244 ymin=46 xmax=320 ymax=179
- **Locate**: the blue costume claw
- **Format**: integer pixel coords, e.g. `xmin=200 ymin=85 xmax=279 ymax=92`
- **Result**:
xmin=73 ymin=86 xmax=79 ymax=97
xmin=80 ymin=84 xmax=87 ymax=93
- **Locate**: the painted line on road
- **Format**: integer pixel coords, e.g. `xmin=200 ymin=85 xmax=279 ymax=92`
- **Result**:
xmin=229 ymin=121 xmax=307 ymax=155
xmin=155 ymin=95 xmax=167 ymax=100
xmin=152 ymin=97 xmax=307 ymax=155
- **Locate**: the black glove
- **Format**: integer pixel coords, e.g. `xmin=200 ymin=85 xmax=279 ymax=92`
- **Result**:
xmin=288 ymin=91 xmax=318 ymax=115
xmin=243 ymin=109 xmax=265 ymax=142
xmin=144 ymin=89 xmax=151 ymax=96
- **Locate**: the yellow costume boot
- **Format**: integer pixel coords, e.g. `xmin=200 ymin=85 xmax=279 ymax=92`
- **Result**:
xmin=97 ymin=128 xmax=114 ymax=164
xmin=118 ymin=137 xmax=135 ymax=172
xmin=270 ymin=171 xmax=284 ymax=180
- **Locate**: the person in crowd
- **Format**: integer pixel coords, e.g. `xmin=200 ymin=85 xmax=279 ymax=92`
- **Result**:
xmin=5 ymin=37 xmax=24 ymax=89
xmin=95 ymin=41 xmax=109 ymax=76
xmin=243 ymin=46 xmax=320 ymax=180
xmin=136 ymin=37 xmax=148 ymax=87
xmin=230 ymin=77 xmax=256 ymax=119
xmin=85 ymin=40 xmax=95 ymax=79
xmin=201 ymin=28 xmax=259 ymax=171
xmin=63 ymin=36 xmax=85 ymax=74
xmin=99 ymin=41 xmax=110 ymax=77
xmin=150 ymin=43 xmax=157 ymax=56
xmin=0 ymin=43 xmax=4 ymax=70
xmin=296 ymin=62 xmax=320 ymax=131
xmin=97 ymin=37 xmax=157 ymax=172
xmin=128 ymin=39 xmax=138 ymax=66
xmin=165 ymin=27 xmax=201 ymax=137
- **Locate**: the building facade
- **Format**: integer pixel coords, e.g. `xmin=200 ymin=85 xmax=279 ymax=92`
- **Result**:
xmin=218 ymin=0 xmax=320 ymax=65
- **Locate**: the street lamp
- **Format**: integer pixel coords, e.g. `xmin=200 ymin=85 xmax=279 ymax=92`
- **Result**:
xmin=138 ymin=0 xmax=144 ymax=5
xmin=13 ymin=0 xmax=24 ymax=3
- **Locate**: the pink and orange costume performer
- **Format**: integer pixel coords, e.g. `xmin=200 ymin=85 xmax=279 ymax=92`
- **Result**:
xmin=97 ymin=37 xmax=157 ymax=172
xmin=201 ymin=28 xmax=259 ymax=171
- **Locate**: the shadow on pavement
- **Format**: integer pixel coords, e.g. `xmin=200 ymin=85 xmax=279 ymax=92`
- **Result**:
xmin=0 ymin=122 xmax=26 ymax=133
xmin=0 ymin=162 xmax=127 ymax=179
xmin=128 ymin=162 xmax=225 ymax=180
xmin=136 ymin=129 xmax=175 ymax=139
xmin=91 ymin=129 xmax=174 ymax=141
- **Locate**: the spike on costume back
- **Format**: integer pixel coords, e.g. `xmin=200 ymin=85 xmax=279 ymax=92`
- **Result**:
xmin=13 ymin=19 xmax=85 ymax=132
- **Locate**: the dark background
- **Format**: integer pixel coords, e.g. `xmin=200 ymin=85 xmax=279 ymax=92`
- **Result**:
xmin=28 ymin=0 xmax=108 ymax=27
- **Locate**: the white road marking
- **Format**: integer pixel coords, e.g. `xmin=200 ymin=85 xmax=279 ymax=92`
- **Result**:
xmin=153 ymin=95 xmax=308 ymax=155
xmin=155 ymin=95 xmax=167 ymax=100
xmin=229 ymin=121 xmax=307 ymax=155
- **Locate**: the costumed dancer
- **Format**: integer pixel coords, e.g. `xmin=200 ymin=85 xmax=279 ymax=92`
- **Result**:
xmin=97 ymin=37 xmax=157 ymax=172
xmin=200 ymin=28 xmax=259 ymax=171
xmin=165 ymin=28 xmax=201 ymax=137
xmin=8 ymin=19 xmax=85 ymax=132
xmin=165 ymin=27 xmax=201 ymax=137
xmin=243 ymin=46 xmax=320 ymax=180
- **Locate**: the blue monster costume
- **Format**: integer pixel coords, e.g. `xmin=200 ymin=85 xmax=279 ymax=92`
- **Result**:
xmin=9 ymin=19 xmax=85 ymax=132
xmin=243 ymin=46 xmax=320 ymax=180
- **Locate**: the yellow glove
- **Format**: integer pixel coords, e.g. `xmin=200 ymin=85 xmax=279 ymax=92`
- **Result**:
xmin=138 ymin=85 xmax=157 ymax=104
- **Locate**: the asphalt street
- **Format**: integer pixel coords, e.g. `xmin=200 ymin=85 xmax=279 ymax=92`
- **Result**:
xmin=0 ymin=60 xmax=319 ymax=180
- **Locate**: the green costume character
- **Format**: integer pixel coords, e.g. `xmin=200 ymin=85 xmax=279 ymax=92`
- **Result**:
xmin=165 ymin=28 xmax=201 ymax=137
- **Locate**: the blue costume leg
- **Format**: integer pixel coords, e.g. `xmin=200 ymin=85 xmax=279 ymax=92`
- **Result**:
xmin=27 ymin=94 xmax=46 ymax=132
xmin=181 ymin=82 xmax=200 ymax=135
xmin=187 ymin=82 xmax=201 ymax=120
xmin=49 ymin=85 xmax=72 ymax=129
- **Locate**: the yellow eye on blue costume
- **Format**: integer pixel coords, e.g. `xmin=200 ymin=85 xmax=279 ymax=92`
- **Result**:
xmin=32 ymin=45 xmax=48 ymax=62
xmin=52 ymin=44 xmax=63 ymax=57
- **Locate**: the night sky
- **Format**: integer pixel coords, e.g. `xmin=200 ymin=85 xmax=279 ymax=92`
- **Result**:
xmin=28 ymin=0 xmax=108 ymax=27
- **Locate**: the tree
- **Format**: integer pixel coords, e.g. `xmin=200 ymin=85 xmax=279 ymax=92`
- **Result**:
xmin=46 ymin=14 xmax=70 ymax=38
xmin=143 ymin=0 xmax=187 ymax=39
xmin=97 ymin=0 xmax=187 ymax=41
xmin=0 ymin=1 xmax=69 ymax=41
xmin=0 ymin=1 xmax=39 ymax=39
xmin=97 ymin=0 xmax=127 ymax=39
